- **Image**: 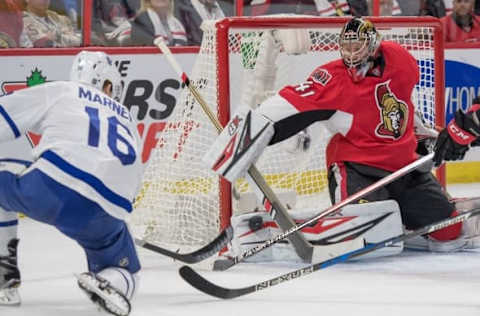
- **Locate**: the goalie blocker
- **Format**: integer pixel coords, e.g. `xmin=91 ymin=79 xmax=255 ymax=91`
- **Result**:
xmin=203 ymin=106 xmax=274 ymax=182
xmin=225 ymin=200 xmax=404 ymax=263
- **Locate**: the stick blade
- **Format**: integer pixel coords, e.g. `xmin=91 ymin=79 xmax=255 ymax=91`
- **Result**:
xmin=212 ymin=258 xmax=235 ymax=271
xmin=136 ymin=226 xmax=233 ymax=264
xmin=179 ymin=266 xmax=253 ymax=299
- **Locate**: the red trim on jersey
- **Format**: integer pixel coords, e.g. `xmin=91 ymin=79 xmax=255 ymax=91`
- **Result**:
xmin=337 ymin=162 xmax=349 ymax=201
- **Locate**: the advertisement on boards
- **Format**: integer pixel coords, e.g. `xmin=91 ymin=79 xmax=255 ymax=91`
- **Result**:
xmin=444 ymin=49 xmax=480 ymax=124
xmin=0 ymin=53 xmax=197 ymax=166
xmin=1 ymin=48 xmax=480 ymax=172
xmin=444 ymin=49 xmax=480 ymax=164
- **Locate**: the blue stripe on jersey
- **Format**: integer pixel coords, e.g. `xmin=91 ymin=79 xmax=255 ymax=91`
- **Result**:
xmin=0 ymin=105 xmax=21 ymax=138
xmin=0 ymin=220 xmax=18 ymax=227
xmin=0 ymin=158 xmax=32 ymax=167
xmin=40 ymin=150 xmax=132 ymax=213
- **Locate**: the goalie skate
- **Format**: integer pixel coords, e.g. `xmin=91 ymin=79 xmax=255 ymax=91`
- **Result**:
xmin=76 ymin=272 xmax=131 ymax=316
xmin=462 ymin=208 xmax=480 ymax=249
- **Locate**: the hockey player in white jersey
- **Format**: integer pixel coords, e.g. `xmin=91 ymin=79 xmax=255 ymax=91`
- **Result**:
xmin=0 ymin=51 xmax=142 ymax=316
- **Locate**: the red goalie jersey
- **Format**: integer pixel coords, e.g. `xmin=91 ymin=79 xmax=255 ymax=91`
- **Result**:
xmin=261 ymin=41 xmax=420 ymax=172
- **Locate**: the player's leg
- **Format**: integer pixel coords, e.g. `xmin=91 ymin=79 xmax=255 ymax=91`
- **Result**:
xmin=391 ymin=171 xmax=466 ymax=252
xmin=0 ymin=168 xmax=139 ymax=315
xmin=65 ymin=212 xmax=139 ymax=316
xmin=0 ymin=210 xmax=20 ymax=306
xmin=24 ymin=170 xmax=139 ymax=316
xmin=328 ymin=161 xmax=391 ymax=204
xmin=0 ymin=160 xmax=31 ymax=306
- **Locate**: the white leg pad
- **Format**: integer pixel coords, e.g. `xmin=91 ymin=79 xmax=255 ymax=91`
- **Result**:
xmin=228 ymin=200 xmax=403 ymax=263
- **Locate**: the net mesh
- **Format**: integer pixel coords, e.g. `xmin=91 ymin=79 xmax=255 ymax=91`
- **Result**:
xmin=129 ymin=17 xmax=440 ymax=252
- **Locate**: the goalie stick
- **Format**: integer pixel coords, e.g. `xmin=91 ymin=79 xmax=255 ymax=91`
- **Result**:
xmin=212 ymin=153 xmax=435 ymax=271
xmin=154 ymin=37 xmax=314 ymax=262
xmin=180 ymin=206 xmax=480 ymax=299
xmin=134 ymin=226 xmax=233 ymax=264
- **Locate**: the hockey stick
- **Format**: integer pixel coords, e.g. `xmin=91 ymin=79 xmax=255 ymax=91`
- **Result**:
xmin=180 ymin=206 xmax=480 ymax=299
xmin=211 ymin=153 xmax=435 ymax=271
xmin=154 ymin=37 xmax=313 ymax=262
xmin=134 ymin=226 xmax=233 ymax=264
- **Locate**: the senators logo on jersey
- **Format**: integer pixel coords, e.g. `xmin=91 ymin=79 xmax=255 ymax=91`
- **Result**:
xmin=374 ymin=80 xmax=408 ymax=139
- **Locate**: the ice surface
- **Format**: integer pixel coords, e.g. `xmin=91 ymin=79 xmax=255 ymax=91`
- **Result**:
xmin=2 ymin=183 xmax=480 ymax=316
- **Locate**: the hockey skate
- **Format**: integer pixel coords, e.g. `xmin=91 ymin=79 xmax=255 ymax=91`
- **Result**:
xmin=404 ymin=233 xmax=468 ymax=252
xmin=76 ymin=272 xmax=131 ymax=316
xmin=461 ymin=209 xmax=480 ymax=249
xmin=0 ymin=239 xmax=21 ymax=306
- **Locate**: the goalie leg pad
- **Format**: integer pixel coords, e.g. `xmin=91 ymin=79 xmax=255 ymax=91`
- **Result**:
xmin=228 ymin=200 xmax=403 ymax=263
xmin=203 ymin=106 xmax=274 ymax=182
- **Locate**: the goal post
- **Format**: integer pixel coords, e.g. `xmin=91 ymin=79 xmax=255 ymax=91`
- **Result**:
xmin=129 ymin=16 xmax=445 ymax=253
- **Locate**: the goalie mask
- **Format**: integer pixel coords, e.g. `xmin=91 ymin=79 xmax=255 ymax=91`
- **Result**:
xmin=339 ymin=17 xmax=381 ymax=83
xmin=70 ymin=51 xmax=123 ymax=101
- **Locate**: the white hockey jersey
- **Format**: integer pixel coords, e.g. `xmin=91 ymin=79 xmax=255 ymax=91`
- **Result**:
xmin=0 ymin=81 xmax=143 ymax=220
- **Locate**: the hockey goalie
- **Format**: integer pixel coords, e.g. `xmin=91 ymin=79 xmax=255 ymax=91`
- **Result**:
xmin=203 ymin=17 xmax=480 ymax=264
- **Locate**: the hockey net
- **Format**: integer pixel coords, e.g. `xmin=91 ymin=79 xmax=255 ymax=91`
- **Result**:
xmin=129 ymin=16 xmax=445 ymax=253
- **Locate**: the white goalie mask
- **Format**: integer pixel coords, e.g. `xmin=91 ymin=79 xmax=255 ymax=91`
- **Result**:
xmin=70 ymin=51 xmax=123 ymax=101
xmin=339 ymin=18 xmax=381 ymax=83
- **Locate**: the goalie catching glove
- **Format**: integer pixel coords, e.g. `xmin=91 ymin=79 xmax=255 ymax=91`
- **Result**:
xmin=203 ymin=106 xmax=274 ymax=182
xmin=433 ymin=104 xmax=480 ymax=167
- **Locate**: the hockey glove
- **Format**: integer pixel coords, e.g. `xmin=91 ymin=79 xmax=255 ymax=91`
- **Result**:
xmin=433 ymin=110 xmax=479 ymax=166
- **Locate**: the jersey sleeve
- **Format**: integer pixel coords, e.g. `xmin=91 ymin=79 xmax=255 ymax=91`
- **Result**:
xmin=391 ymin=41 xmax=419 ymax=86
xmin=278 ymin=65 xmax=342 ymax=112
xmin=256 ymin=64 xmax=340 ymax=144
xmin=0 ymin=83 xmax=54 ymax=142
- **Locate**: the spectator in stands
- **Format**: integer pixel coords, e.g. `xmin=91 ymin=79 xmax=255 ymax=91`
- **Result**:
xmin=440 ymin=0 xmax=480 ymax=43
xmin=344 ymin=0 xmax=369 ymax=15
xmin=244 ymin=0 xmax=368 ymax=17
xmin=398 ymin=0 xmax=420 ymax=15
xmin=93 ymin=0 xmax=140 ymax=34
xmin=368 ymin=0 xmax=402 ymax=15
xmin=21 ymin=0 xmax=81 ymax=47
xmin=50 ymin=0 xmax=79 ymax=29
xmin=90 ymin=0 xmax=140 ymax=46
xmin=419 ymin=0 xmax=447 ymax=17
xmin=130 ymin=0 xmax=187 ymax=46
xmin=0 ymin=0 xmax=24 ymax=47
xmin=175 ymin=0 xmax=226 ymax=46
